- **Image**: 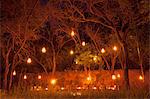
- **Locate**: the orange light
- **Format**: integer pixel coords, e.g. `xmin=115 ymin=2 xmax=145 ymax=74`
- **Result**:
xmin=75 ymin=61 xmax=78 ymax=64
xmin=70 ymin=50 xmax=74 ymax=55
xmin=42 ymin=47 xmax=46 ymax=53
xmin=82 ymin=41 xmax=86 ymax=46
xmin=87 ymin=76 xmax=92 ymax=81
xmin=139 ymin=75 xmax=143 ymax=80
xmin=101 ymin=48 xmax=105 ymax=53
xmin=45 ymin=87 xmax=48 ymax=91
xmin=113 ymin=46 xmax=117 ymax=51
xmin=51 ymin=79 xmax=57 ymax=85
xmin=93 ymin=87 xmax=97 ymax=90
xmin=71 ymin=30 xmax=75 ymax=37
xmin=93 ymin=56 xmax=97 ymax=61
xmin=61 ymin=87 xmax=64 ymax=90
xmin=24 ymin=75 xmax=27 ymax=79
xmin=27 ymin=58 xmax=32 ymax=64
xmin=38 ymin=75 xmax=41 ymax=79
xmin=13 ymin=70 xmax=16 ymax=76
xmin=112 ymin=75 xmax=116 ymax=80
xmin=77 ymin=87 xmax=81 ymax=90
xmin=117 ymin=74 xmax=120 ymax=78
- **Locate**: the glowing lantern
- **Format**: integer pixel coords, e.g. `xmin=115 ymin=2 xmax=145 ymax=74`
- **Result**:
xmin=38 ymin=75 xmax=41 ymax=79
xmin=45 ymin=87 xmax=48 ymax=91
xmin=93 ymin=87 xmax=97 ymax=90
xmin=71 ymin=30 xmax=75 ymax=37
xmin=77 ymin=87 xmax=81 ymax=90
xmin=61 ymin=87 xmax=64 ymax=90
xmin=24 ymin=75 xmax=27 ymax=79
xmin=139 ymin=75 xmax=143 ymax=80
xmin=112 ymin=75 xmax=116 ymax=80
xmin=75 ymin=61 xmax=78 ymax=64
xmin=27 ymin=58 xmax=32 ymax=64
xmin=113 ymin=46 xmax=117 ymax=51
xmin=42 ymin=47 xmax=46 ymax=53
xmin=82 ymin=41 xmax=86 ymax=46
xmin=117 ymin=74 xmax=120 ymax=78
xmin=101 ymin=48 xmax=105 ymax=53
xmin=93 ymin=56 xmax=97 ymax=61
xmin=87 ymin=76 xmax=92 ymax=81
xmin=51 ymin=79 xmax=57 ymax=85
xmin=70 ymin=50 xmax=74 ymax=55
xmin=13 ymin=70 xmax=16 ymax=76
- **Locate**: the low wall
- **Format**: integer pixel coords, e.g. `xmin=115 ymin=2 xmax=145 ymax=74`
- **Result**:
xmin=17 ymin=70 xmax=149 ymax=89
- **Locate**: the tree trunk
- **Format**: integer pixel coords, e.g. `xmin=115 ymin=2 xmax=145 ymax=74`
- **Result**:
xmin=8 ymin=71 xmax=13 ymax=91
xmin=123 ymin=43 xmax=130 ymax=90
xmin=52 ymin=56 xmax=56 ymax=77
xmin=3 ymin=65 xmax=9 ymax=91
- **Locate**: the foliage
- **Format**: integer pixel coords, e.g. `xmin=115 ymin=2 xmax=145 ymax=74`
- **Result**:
xmin=74 ymin=43 xmax=103 ymax=69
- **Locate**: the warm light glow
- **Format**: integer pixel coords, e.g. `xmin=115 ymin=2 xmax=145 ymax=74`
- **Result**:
xmin=139 ymin=75 xmax=143 ymax=80
xmin=87 ymin=76 xmax=92 ymax=81
xmin=51 ymin=79 xmax=57 ymax=85
xmin=113 ymin=46 xmax=117 ymax=51
xmin=117 ymin=74 xmax=120 ymax=78
xmin=38 ymin=75 xmax=41 ymax=79
xmin=112 ymin=75 xmax=116 ymax=80
xmin=93 ymin=56 xmax=97 ymax=61
xmin=71 ymin=30 xmax=75 ymax=36
xmin=76 ymin=61 xmax=78 ymax=64
xmin=82 ymin=41 xmax=86 ymax=46
xmin=24 ymin=75 xmax=27 ymax=79
xmin=13 ymin=70 xmax=16 ymax=76
xmin=42 ymin=47 xmax=46 ymax=53
xmin=27 ymin=58 xmax=32 ymax=64
xmin=101 ymin=48 xmax=105 ymax=53
xmin=34 ymin=86 xmax=37 ymax=89
xmin=70 ymin=50 xmax=74 ymax=55
xmin=45 ymin=87 xmax=48 ymax=91
xmin=77 ymin=87 xmax=81 ymax=90
xmin=61 ymin=87 xmax=64 ymax=90
xmin=36 ymin=88 xmax=40 ymax=91
xmin=93 ymin=87 xmax=97 ymax=90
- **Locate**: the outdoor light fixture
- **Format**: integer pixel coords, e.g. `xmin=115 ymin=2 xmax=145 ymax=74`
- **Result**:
xmin=77 ymin=87 xmax=81 ymax=90
xmin=93 ymin=56 xmax=97 ymax=61
xmin=51 ymin=79 xmax=57 ymax=85
xmin=13 ymin=70 xmax=16 ymax=76
xmin=93 ymin=87 xmax=97 ymax=90
xmin=87 ymin=76 xmax=92 ymax=81
xmin=24 ymin=75 xmax=27 ymax=79
xmin=112 ymin=74 xmax=116 ymax=80
xmin=71 ymin=30 xmax=75 ymax=37
xmin=45 ymin=87 xmax=48 ymax=91
xmin=101 ymin=48 xmax=105 ymax=53
xmin=117 ymin=74 xmax=120 ymax=78
xmin=70 ymin=50 xmax=74 ymax=55
xmin=27 ymin=58 xmax=32 ymax=64
xmin=38 ymin=75 xmax=41 ymax=79
xmin=75 ymin=61 xmax=78 ymax=64
xmin=42 ymin=47 xmax=46 ymax=53
xmin=113 ymin=46 xmax=117 ymax=51
xmin=139 ymin=75 xmax=144 ymax=80
xmin=61 ymin=87 xmax=64 ymax=90
xmin=82 ymin=41 xmax=86 ymax=46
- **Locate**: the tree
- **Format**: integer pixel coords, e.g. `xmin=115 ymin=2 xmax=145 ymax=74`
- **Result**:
xmin=1 ymin=0 xmax=49 ymax=91
xmin=46 ymin=0 xmax=149 ymax=90
xmin=74 ymin=43 xmax=104 ymax=72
